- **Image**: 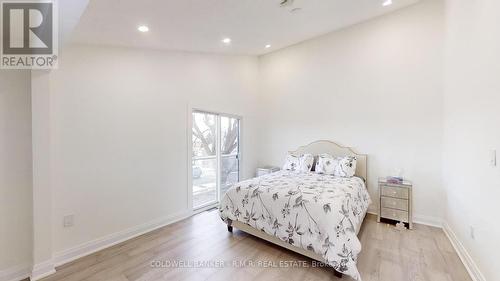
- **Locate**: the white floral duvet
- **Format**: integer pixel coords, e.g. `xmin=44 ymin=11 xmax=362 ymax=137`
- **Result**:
xmin=219 ymin=171 xmax=371 ymax=280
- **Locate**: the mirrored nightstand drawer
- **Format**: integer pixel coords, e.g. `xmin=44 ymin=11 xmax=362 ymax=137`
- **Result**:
xmin=381 ymin=197 xmax=408 ymax=211
xmin=381 ymin=207 xmax=409 ymax=223
xmin=381 ymin=185 xmax=409 ymax=199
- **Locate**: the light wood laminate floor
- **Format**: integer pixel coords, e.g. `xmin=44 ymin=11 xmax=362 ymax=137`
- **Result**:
xmin=38 ymin=210 xmax=472 ymax=281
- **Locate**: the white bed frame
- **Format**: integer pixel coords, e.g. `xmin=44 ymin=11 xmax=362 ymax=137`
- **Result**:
xmin=226 ymin=140 xmax=368 ymax=278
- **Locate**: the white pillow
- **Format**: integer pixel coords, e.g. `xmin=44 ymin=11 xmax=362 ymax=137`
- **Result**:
xmin=282 ymin=153 xmax=314 ymax=172
xmin=282 ymin=154 xmax=300 ymax=172
xmin=315 ymin=154 xmax=336 ymax=175
xmin=315 ymin=154 xmax=357 ymax=177
xmin=335 ymin=156 xmax=357 ymax=177
xmin=300 ymin=154 xmax=314 ymax=172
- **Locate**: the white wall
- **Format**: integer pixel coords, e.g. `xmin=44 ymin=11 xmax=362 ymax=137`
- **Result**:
xmin=443 ymin=0 xmax=500 ymax=280
xmin=258 ymin=0 xmax=445 ymax=221
xmin=0 ymin=71 xmax=33 ymax=272
xmin=48 ymin=45 xmax=260 ymax=254
xmin=31 ymin=71 xmax=56 ymax=279
xmin=3 ymin=2 xmax=497 ymax=281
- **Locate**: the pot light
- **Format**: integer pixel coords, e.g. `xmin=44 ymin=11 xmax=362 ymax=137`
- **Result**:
xmin=222 ymin=38 xmax=232 ymax=44
xmin=382 ymin=0 xmax=392 ymax=6
xmin=137 ymin=25 xmax=149 ymax=32
xmin=265 ymin=44 xmax=271 ymax=49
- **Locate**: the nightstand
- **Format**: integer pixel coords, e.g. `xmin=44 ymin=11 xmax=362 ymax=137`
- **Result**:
xmin=256 ymin=166 xmax=280 ymax=177
xmin=377 ymin=177 xmax=413 ymax=229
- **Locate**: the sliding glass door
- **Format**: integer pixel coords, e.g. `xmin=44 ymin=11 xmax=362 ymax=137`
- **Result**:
xmin=220 ymin=116 xmax=240 ymax=196
xmin=192 ymin=111 xmax=240 ymax=209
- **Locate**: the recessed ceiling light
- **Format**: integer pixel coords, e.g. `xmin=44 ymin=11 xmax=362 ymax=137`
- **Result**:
xmin=265 ymin=44 xmax=271 ymax=49
xmin=382 ymin=0 xmax=392 ymax=7
xmin=137 ymin=25 xmax=149 ymax=32
xmin=222 ymin=38 xmax=232 ymax=44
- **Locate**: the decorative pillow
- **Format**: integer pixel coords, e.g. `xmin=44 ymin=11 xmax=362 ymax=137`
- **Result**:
xmin=300 ymin=154 xmax=314 ymax=172
xmin=334 ymin=156 xmax=357 ymax=177
xmin=315 ymin=154 xmax=336 ymax=175
xmin=315 ymin=154 xmax=357 ymax=177
xmin=282 ymin=153 xmax=314 ymax=172
xmin=282 ymin=153 xmax=300 ymax=172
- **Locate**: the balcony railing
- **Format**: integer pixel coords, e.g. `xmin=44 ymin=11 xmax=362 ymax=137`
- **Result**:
xmin=192 ymin=154 xmax=239 ymax=209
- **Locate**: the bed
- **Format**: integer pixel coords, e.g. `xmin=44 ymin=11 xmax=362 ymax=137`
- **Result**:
xmin=219 ymin=140 xmax=371 ymax=281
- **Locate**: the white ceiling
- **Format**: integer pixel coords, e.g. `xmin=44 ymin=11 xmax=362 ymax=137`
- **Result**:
xmin=71 ymin=0 xmax=419 ymax=56
xmin=59 ymin=0 xmax=89 ymax=48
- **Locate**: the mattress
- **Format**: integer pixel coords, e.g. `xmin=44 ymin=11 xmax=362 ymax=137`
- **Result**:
xmin=219 ymin=170 xmax=371 ymax=281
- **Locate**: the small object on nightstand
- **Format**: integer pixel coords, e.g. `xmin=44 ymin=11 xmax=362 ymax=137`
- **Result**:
xmin=256 ymin=166 xmax=280 ymax=177
xmin=377 ymin=177 xmax=413 ymax=230
xmin=386 ymin=176 xmax=403 ymax=184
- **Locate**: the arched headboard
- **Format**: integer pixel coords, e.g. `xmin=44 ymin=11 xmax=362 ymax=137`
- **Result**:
xmin=289 ymin=140 xmax=368 ymax=185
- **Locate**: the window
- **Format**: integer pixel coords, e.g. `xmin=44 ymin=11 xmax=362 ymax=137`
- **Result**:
xmin=191 ymin=110 xmax=240 ymax=209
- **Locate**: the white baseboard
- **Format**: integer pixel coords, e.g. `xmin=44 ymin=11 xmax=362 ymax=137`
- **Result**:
xmin=53 ymin=209 xmax=192 ymax=268
xmin=367 ymin=211 xmax=443 ymax=228
xmin=442 ymin=222 xmax=486 ymax=281
xmin=413 ymin=214 xmax=443 ymax=228
xmin=0 ymin=264 xmax=31 ymax=281
xmin=31 ymin=260 xmax=55 ymax=281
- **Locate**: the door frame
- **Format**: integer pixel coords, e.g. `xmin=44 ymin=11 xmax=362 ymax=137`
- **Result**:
xmin=187 ymin=105 xmax=243 ymax=214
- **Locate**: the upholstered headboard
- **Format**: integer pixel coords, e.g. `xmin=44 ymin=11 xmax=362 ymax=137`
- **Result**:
xmin=289 ymin=140 xmax=368 ymax=185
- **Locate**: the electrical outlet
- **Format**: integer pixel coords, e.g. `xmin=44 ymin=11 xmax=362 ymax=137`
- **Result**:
xmin=63 ymin=215 xmax=74 ymax=228
xmin=470 ymin=226 xmax=475 ymax=240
